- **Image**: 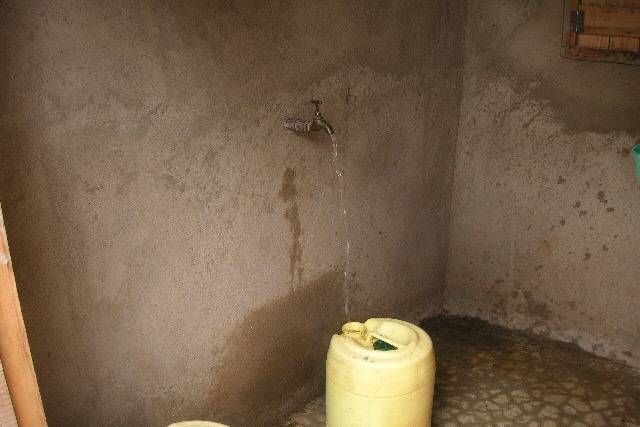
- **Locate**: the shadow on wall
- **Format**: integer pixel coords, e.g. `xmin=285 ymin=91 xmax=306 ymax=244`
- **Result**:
xmin=200 ymin=270 xmax=344 ymax=427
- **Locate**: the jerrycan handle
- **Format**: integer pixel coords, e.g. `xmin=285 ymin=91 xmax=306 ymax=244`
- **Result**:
xmin=342 ymin=322 xmax=376 ymax=349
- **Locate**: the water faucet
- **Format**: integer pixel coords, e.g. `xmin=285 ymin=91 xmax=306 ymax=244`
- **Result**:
xmin=285 ymin=100 xmax=335 ymax=137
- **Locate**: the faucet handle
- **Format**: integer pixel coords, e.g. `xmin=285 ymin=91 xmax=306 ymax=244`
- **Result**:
xmin=310 ymin=99 xmax=322 ymax=116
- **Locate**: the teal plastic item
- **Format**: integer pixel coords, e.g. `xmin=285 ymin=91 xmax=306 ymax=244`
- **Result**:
xmin=373 ymin=339 xmax=397 ymax=351
xmin=634 ymin=144 xmax=640 ymax=181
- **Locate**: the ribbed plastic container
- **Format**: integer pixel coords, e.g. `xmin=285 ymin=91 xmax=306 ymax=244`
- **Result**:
xmin=326 ymin=318 xmax=436 ymax=427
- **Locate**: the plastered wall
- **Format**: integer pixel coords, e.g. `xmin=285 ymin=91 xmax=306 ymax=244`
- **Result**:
xmin=0 ymin=1 xmax=466 ymax=425
xmin=446 ymin=0 xmax=640 ymax=369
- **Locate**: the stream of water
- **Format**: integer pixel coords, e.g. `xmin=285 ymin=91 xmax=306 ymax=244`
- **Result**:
xmin=330 ymin=134 xmax=351 ymax=319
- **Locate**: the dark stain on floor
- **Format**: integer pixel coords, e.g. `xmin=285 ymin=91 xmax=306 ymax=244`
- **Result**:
xmin=422 ymin=316 xmax=640 ymax=426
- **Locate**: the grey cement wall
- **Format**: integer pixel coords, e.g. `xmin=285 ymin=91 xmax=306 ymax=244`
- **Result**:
xmin=0 ymin=1 xmax=466 ymax=425
xmin=446 ymin=0 xmax=640 ymax=369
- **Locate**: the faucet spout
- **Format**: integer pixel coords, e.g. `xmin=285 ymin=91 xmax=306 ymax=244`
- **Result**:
xmin=284 ymin=99 xmax=335 ymax=138
xmin=311 ymin=117 xmax=335 ymax=136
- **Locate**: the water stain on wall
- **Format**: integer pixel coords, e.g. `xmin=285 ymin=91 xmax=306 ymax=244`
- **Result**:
xmin=521 ymin=291 xmax=553 ymax=326
xmin=279 ymin=168 xmax=303 ymax=289
xmin=596 ymin=191 xmax=607 ymax=204
xmin=205 ymin=270 xmax=343 ymax=426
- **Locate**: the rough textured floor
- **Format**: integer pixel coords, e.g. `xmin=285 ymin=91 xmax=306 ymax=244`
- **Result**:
xmin=287 ymin=316 xmax=640 ymax=426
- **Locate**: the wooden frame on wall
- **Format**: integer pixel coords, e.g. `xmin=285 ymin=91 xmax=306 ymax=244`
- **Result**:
xmin=562 ymin=0 xmax=640 ymax=65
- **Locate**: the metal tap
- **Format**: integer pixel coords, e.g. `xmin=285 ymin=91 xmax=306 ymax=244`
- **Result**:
xmin=285 ymin=100 xmax=335 ymax=137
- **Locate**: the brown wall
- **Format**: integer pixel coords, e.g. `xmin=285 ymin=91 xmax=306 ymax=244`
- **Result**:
xmin=0 ymin=1 xmax=466 ymax=425
xmin=446 ymin=0 xmax=640 ymax=369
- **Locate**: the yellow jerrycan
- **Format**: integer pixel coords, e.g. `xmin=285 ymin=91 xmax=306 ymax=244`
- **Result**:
xmin=326 ymin=318 xmax=435 ymax=427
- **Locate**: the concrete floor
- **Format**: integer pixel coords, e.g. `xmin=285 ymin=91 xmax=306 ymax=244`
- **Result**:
xmin=287 ymin=316 xmax=640 ymax=426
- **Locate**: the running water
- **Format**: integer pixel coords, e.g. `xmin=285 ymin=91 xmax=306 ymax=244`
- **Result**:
xmin=330 ymin=134 xmax=351 ymax=319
